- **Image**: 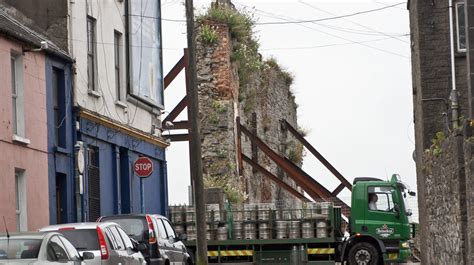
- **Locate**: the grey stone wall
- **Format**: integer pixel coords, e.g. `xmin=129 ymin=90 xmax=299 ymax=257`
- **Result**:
xmin=422 ymin=132 xmax=465 ymax=265
xmin=409 ymin=0 xmax=472 ymax=262
xmin=196 ymin=18 xmax=303 ymax=205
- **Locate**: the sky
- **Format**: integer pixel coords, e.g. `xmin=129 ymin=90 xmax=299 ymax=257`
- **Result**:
xmin=161 ymin=0 xmax=418 ymax=220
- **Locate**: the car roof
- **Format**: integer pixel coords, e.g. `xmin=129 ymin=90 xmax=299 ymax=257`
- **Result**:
xmin=100 ymin=213 xmax=167 ymax=220
xmin=0 ymin=232 xmax=53 ymax=240
xmin=40 ymin=222 xmax=118 ymax=231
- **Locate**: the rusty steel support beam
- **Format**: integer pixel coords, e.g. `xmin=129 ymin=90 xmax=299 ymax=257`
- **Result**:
xmin=163 ymin=96 xmax=188 ymax=123
xmin=332 ymin=183 xmax=346 ymax=196
xmin=242 ymin=154 xmax=309 ymax=202
xmin=163 ymin=120 xmax=189 ymax=130
xmin=236 ymin=116 xmax=243 ymax=175
xmin=238 ymin=121 xmax=333 ymax=201
xmin=281 ymin=120 xmax=352 ymax=191
xmin=164 ymin=55 xmax=186 ymax=89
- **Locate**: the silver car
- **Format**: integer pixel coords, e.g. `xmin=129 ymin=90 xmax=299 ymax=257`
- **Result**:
xmin=0 ymin=232 xmax=93 ymax=264
xmin=40 ymin=222 xmax=146 ymax=265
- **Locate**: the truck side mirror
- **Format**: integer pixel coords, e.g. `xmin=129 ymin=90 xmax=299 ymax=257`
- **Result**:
xmin=393 ymin=204 xmax=400 ymax=218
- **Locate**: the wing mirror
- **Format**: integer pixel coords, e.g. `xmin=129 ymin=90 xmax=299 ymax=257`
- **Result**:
xmin=176 ymin=233 xmax=187 ymax=242
xmin=135 ymin=243 xmax=148 ymax=252
xmin=81 ymin=252 xmax=95 ymax=260
xmin=393 ymin=204 xmax=400 ymax=218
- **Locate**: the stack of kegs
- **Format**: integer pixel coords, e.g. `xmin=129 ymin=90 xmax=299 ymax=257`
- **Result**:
xmin=301 ymin=221 xmax=314 ymax=239
xmin=186 ymin=225 xmax=196 ymax=241
xmin=244 ymin=222 xmax=257 ymax=239
xmin=217 ymin=225 xmax=228 ymax=241
xmin=288 ymin=221 xmax=301 ymax=239
xmin=316 ymin=220 xmax=328 ymax=238
xmin=275 ymin=221 xmax=288 ymax=239
xmin=233 ymin=221 xmax=243 ymax=240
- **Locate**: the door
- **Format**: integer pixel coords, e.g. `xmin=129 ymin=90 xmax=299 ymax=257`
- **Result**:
xmin=365 ymin=185 xmax=404 ymax=241
xmin=162 ymin=218 xmax=186 ymax=264
xmin=88 ymin=146 xmax=101 ymax=221
xmin=55 ymin=173 xmax=68 ymax=224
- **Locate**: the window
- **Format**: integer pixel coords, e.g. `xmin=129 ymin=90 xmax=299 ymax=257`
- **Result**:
xmin=116 ymin=226 xmax=134 ymax=249
xmin=155 ymin=218 xmax=167 ymax=239
xmin=48 ymin=236 xmax=69 ymax=261
xmin=368 ymin=186 xmax=396 ymax=212
xmin=128 ymin=0 xmax=163 ymax=106
xmin=110 ymin=226 xmax=125 ymax=250
xmin=52 ymin=68 xmax=66 ymax=147
xmin=87 ymin=16 xmax=97 ymax=92
xmin=162 ymin=219 xmax=176 ymax=239
xmin=11 ymin=53 xmax=25 ymax=137
xmin=15 ymin=169 xmax=27 ymax=232
xmin=114 ymin=31 xmax=123 ymax=101
xmin=456 ymin=1 xmax=466 ymax=52
xmin=58 ymin=235 xmax=80 ymax=260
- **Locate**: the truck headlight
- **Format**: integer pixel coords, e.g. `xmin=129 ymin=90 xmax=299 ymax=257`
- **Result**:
xmin=401 ymin=242 xmax=410 ymax=248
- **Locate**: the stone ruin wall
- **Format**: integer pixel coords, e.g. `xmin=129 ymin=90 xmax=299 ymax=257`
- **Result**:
xmin=421 ymin=126 xmax=474 ymax=265
xmin=196 ymin=19 xmax=303 ymax=207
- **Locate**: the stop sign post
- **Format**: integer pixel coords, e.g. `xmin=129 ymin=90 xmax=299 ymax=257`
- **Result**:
xmin=134 ymin=156 xmax=153 ymax=177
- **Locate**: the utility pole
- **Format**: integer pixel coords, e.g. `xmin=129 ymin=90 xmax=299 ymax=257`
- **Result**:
xmin=185 ymin=0 xmax=208 ymax=264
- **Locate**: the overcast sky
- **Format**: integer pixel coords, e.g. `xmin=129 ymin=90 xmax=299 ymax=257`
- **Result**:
xmin=161 ymin=0 xmax=417 ymax=220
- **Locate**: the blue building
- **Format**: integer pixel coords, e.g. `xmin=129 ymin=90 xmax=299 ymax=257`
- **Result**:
xmin=75 ymin=110 xmax=169 ymax=222
xmin=45 ymin=54 xmax=75 ymax=224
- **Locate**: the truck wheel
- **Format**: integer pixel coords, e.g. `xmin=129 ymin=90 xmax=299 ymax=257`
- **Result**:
xmin=348 ymin=242 xmax=380 ymax=265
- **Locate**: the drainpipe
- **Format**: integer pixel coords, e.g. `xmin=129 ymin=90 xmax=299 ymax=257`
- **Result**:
xmin=449 ymin=0 xmax=460 ymax=128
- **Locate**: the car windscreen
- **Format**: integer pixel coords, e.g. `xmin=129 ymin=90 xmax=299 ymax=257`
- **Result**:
xmin=57 ymin=229 xmax=100 ymax=251
xmin=101 ymin=217 xmax=147 ymax=242
xmin=0 ymin=239 xmax=42 ymax=259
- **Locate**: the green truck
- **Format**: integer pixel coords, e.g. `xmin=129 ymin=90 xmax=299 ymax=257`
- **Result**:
xmin=182 ymin=174 xmax=416 ymax=265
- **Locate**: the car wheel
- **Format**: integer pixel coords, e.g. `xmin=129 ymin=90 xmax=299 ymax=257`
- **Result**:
xmin=348 ymin=242 xmax=380 ymax=265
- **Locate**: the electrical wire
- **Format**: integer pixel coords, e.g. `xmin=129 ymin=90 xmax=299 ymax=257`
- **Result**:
xmin=298 ymin=0 xmax=409 ymax=44
xmin=234 ymin=1 xmax=409 ymax=58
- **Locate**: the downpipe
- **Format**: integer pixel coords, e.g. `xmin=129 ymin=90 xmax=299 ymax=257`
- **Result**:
xmin=449 ymin=0 xmax=460 ymax=128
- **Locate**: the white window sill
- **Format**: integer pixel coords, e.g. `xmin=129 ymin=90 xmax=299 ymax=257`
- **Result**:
xmin=12 ymin=135 xmax=30 ymax=145
xmin=88 ymin=90 xmax=102 ymax=98
xmin=115 ymin=100 xmax=128 ymax=109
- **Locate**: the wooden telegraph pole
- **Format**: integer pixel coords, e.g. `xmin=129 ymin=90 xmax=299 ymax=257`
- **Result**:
xmin=185 ymin=0 xmax=208 ymax=264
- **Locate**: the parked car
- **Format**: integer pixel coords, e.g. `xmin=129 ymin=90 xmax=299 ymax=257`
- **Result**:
xmin=0 ymin=232 xmax=94 ymax=264
xmin=40 ymin=222 xmax=146 ymax=265
xmin=98 ymin=214 xmax=191 ymax=265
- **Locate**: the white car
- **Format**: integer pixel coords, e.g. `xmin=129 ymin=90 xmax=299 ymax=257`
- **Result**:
xmin=0 ymin=231 xmax=94 ymax=264
xmin=40 ymin=222 xmax=146 ymax=265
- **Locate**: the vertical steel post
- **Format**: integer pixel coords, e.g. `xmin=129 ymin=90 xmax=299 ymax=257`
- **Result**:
xmin=185 ymin=0 xmax=208 ymax=264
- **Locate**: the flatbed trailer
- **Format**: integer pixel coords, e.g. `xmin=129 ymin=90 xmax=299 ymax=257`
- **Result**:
xmin=181 ymin=176 xmax=416 ymax=265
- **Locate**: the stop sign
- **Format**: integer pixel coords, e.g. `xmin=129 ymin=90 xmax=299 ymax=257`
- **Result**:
xmin=133 ymin=156 xmax=153 ymax=177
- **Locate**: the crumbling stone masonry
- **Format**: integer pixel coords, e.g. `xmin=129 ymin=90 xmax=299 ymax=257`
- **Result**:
xmin=421 ymin=125 xmax=474 ymax=265
xmin=196 ymin=15 xmax=303 ymax=206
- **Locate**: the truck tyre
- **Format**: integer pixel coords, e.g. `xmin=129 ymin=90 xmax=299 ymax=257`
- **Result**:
xmin=348 ymin=242 xmax=380 ymax=265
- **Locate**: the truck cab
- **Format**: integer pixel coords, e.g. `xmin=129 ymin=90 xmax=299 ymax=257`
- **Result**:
xmin=345 ymin=174 xmax=415 ymax=264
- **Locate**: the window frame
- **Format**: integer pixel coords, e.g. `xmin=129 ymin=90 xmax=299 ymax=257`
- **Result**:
xmin=455 ymin=1 xmax=466 ymax=53
xmin=114 ymin=30 xmax=124 ymax=102
xmin=15 ymin=169 xmax=27 ymax=232
xmin=87 ymin=16 xmax=98 ymax=92
xmin=10 ymin=52 xmax=25 ymax=138
xmin=367 ymin=186 xmax=396 ymax=213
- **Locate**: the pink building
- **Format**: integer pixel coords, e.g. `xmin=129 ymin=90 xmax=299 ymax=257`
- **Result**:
xmin=0 ymin=12 xmax=55 ymax=231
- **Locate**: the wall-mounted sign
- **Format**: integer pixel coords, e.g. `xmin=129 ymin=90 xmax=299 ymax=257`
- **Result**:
xmin=134 ymin=156 xmax=153 ymax=177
